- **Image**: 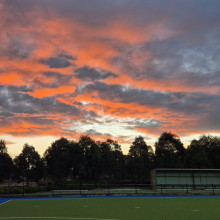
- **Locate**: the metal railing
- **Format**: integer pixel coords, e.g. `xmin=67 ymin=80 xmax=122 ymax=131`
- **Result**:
xmin=1 ymin=183 xmax=220 ymax=198
xmin=156 ymin=184 xmax=220 ymax=195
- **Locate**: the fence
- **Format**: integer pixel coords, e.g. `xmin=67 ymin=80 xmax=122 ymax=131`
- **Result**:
xmin=156 ymin=184 xmax=220 ymax=195
xmin=1 ymin=183 xmax=220 ymax=198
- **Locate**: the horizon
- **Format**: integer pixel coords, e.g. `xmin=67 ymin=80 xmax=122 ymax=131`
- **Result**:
xmin=3 ymin=132 xmax=220 ymax=159
xmin=1 ymin=0 xmax=220 ymax=158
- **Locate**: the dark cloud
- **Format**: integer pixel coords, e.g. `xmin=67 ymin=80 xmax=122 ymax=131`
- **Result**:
xmin=39 ymin=53 xmax=75 ymax=69
xmin=202 ymin=107 xmax=220 ymax=131
xmin=0 ymin=111 xmax=14 ymax=117
xmin=6 ymin=39 xmax=34 ymax=60
xmin=75 ymin=67 xmax=101 ymax=80
xmin=75 ymin=66 xmax=117 ymax=80
xmin=120 ymin=34 xmax=220 ymax=91
xmin=82 ymin=82 xmax=220 ymax=117
xmin=84 ymin=82 xmax=171 ymax=106
xmin=0 ymin=85 xmax=81 ymax=116
xmin=40 ymin=57 xmax=71 ymax=69
xmin=4 ymin=0 xmax=220 ymax=34
xmin=84 ymin=129 xmax=112 ymax=137
xmin=0 ymin=30 xmax=35 ymax=60
xmin=1 ymin=0 xmax=220 ymax=140
xmin=132 ymin=119 xmax=162 ymax=128
xmin=59 ymin=53 xmax=76 ymax=60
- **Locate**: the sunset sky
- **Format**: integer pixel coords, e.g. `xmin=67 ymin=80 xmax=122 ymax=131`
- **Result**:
xmin=1 ymin=0 xmax=220 ymax=157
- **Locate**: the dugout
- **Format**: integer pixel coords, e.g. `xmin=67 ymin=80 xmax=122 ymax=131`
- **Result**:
xmin=150 ymin=169 xmax=220 ymax=187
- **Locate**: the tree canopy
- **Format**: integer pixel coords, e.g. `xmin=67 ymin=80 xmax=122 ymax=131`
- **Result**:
xmin=14 ymin=144 xmax=43 ymax=183
xmin=2 ymin=132 xmax=220 ymax=184
xmin=0 ymin=140 xmax=13 ymax=182
xmin=155 ymin=132 xmax=185 ymax=168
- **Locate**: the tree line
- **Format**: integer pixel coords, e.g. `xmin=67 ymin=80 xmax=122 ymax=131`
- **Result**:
xmin=1 ymin=132 xmax=220 ymax=184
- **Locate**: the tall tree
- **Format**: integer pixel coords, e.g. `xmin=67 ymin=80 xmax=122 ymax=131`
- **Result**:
xmin=85 ymin=140 xmax=101 ymax=181
xmin=68 ymin=141 xmax=85 ymax=180
xmin=184 ymin=141 xmax=210 ymax=168
xmin=99 ymin=139 xmax=126 ymax=182
xmin=128 ymin=136 xmax=153 ymax=182
xmin=77 ymin=135 xmax=101 ymax=181
xmin=44 ymin=137 xmax=71 ymax=183
xmin=14 ymin=144 xmax=43 ymax=183
xmin=0 ymin=140 xmax=13 ymax=182
xmin=184 ymin=135 xmax=220 ymax=168
xmin=78 ymin=135 xmax=100 ymax=181
xmin=155 ymin=132 xmax=185 ymax=168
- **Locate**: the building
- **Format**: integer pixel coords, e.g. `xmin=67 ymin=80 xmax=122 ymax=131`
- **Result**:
xmin=150 ymin=169 xmax=220 ymax=187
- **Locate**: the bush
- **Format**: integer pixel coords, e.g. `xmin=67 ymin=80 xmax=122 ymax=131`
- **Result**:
xmin=0 ymin=187 xmax=23 ymax=195
xmin=0 ymin=186 xmax=48 ymax=195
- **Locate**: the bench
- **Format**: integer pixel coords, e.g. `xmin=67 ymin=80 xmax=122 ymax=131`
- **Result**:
xmin=52 ymin=190 xmax=88 ymax=195
xmin=106 ymin=188 xmax=140 ymax=193
xmin=109 ymin=188 xmax=140 ymax=191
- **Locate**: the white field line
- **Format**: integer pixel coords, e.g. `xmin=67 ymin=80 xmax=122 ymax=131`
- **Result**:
xmin=0 ymin=200 xmax=11 ymax=206
xmin=0 ymin=217 xmax=119 ymax=220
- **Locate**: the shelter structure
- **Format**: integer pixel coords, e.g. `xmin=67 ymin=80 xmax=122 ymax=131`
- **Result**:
xmin=150 ymin=169 xmax=220 ymax=187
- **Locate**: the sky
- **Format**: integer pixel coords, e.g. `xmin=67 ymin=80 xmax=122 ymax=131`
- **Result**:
xmin=1 ymin=0 xmax=220 ymax=157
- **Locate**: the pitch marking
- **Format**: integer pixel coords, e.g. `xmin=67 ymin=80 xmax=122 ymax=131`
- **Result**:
xmin=0 ymin=200 xmax=11 ymax=206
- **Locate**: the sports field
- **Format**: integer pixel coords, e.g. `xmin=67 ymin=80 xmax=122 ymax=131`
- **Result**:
xmin=0 ymin=196 xmax=220 ymax=220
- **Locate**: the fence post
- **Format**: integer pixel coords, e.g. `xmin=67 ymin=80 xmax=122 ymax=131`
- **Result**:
xmin=52 ymin=184 xmax=54 ymax=197
xmin=22 ymin=180 xmax=25 ymax=197
xmin=212 ymin=184 xmax=215 ymax=195
xmin=107 ymin=184 xmax=110 ymax=195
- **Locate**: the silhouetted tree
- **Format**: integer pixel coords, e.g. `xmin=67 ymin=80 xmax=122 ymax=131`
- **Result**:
xmin=0 ymin=140 xmax=13 ymax=182
xmin=155 ymin=132 xmax=185 ymax=168
xmin=68 ymin=141 xmax=85 ymax=180
xmin=184 ymin=135 xmax=220 ymax=168
xmin=0 ymin=139 xmax=7 ymax=154
xmin=5 ymin=132 xmax=220 ymax=185
xmin=99 ymin=139 xmax=126 ymax=182
xmin=128 ymin=136 xmax=153 ymax=182
xmin=14 ymin=144 xmax=43 ymax=184
xmin=44 ymin=137 xmax=71 ymax=183
xmin=77 ymin=136 xmax=101 ymax=181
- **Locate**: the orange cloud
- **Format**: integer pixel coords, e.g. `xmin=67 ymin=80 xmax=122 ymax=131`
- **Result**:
xmin=0 ymin=119 xmax=71 ymax=138
xmin=1 ymin=1 xmax=220 ymax=150
xmin=59 ymin=91 xmax=163 ymax=120
xmin=28 ymin=85 xmax=76 ymax=98
xmin=0 ymin=72 xmax=23 ymax=86
xmin=0 ymin=6 xmax=191 ymax=95
xmin=134 ymin=127 xmax=161 ymax=136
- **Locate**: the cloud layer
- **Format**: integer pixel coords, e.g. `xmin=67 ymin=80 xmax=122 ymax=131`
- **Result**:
xmin=1 ymin=0 xmax=220 ymax=153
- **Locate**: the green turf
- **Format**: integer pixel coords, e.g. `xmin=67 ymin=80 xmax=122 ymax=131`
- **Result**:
xmin=1 ymin=197 xmax=220 ymax=220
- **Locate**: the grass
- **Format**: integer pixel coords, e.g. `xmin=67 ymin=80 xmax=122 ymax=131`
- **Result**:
xmin=1 ymin=196 xmax=220 ymax=220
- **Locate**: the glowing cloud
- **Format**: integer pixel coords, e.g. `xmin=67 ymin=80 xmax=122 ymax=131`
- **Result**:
xmin=0 ymin=0 xmax=220 ymax=154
